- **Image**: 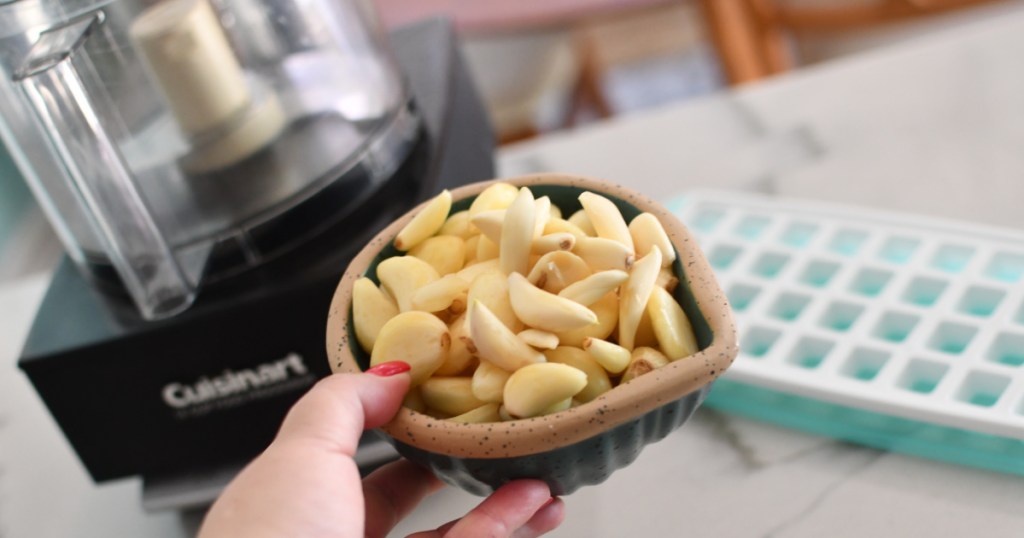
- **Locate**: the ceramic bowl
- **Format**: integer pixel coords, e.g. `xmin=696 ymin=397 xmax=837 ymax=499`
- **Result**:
xmin=327 ymin=173 xmax=738 ymax=496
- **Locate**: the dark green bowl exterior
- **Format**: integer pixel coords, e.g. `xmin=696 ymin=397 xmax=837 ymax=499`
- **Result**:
xmin=386 ymin=384 xmax=711 ymax=496
xmin=334 ymin=178 xmax=731 ymax=497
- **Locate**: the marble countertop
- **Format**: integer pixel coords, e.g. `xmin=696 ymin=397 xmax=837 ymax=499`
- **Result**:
xmin=5 ymin=6 xmax=1024 ymax=537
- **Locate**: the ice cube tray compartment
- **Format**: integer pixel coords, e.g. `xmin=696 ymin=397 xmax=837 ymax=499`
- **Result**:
xmin=673 ymin=191 xmax=1024 ymax=476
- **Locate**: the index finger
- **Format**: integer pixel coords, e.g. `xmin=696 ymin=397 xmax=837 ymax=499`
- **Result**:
xmin=363 ymin=459 xmax=445 ymax=538
xmin=417 ymin=479 xmax=556 ymax=538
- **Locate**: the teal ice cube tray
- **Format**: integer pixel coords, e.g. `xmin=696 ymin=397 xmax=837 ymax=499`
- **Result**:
xmin=673 ymin=191 xmax=1024 ymax=475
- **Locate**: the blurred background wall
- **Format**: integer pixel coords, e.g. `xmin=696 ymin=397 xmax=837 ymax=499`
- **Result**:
xmin=3 ymin=0 xmax=1022 ymax=283
xmin=374 ymin=0 xmax=1024 ymax=142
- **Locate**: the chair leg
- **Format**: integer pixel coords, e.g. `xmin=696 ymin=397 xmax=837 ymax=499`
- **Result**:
xmin=498 ymin=126 xmax=541 ymax=146
xmin=698 ymin=0 xmax=774 ymax=84
xmin=750 ymin=0 xmax=793 ymax=74
xmin=563 ymin=29 xmax=614 ymax=129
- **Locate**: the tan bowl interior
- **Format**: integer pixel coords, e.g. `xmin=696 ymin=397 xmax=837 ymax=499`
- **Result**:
xmin=327 ymin=173 xmax=737 ymax=459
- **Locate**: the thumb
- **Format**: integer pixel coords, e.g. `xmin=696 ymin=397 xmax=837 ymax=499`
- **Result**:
xmin=197 ymin=364 xmax=411 ymax=538
xmin=273 ymin=361 xmax=411 ymax=456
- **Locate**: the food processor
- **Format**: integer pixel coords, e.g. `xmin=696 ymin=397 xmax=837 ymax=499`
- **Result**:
xmin=1 ymin=0 xmax=423 ymax=319
xmin=9 ymin=0 xmax=495 ymax=503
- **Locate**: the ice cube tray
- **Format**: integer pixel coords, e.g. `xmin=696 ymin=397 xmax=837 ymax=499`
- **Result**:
xmin=672 ymin=191 xmax=1024 ymax=475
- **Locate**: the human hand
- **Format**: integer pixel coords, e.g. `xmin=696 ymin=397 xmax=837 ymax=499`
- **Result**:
xmin=198 ymin=361 xmax=565 ymax=537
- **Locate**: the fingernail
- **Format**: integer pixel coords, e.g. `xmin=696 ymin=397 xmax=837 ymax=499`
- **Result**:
xmin=541 ymin=496 xmax=558 ymax=509
xmin=366 ymin=361 xmax=411 ymax=377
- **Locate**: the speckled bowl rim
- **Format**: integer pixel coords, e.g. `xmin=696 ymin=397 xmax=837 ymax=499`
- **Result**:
xmin=327 ymin=173 xmax=738 ymax=459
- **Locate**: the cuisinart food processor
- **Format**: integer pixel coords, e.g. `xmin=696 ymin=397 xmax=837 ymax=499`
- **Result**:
xmin=5 ymin=0 xmax=424 ymax=319
xmin=9 ymin=0 xmax=494 ymax=505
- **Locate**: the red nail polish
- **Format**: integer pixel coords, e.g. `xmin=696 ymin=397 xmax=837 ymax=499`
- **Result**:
xmin=366 ymin=361 xmax=411 ymax=377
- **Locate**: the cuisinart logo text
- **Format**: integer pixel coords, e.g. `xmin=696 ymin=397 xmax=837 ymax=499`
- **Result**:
xmin=162 ymin=353 xmax=316 ymax=419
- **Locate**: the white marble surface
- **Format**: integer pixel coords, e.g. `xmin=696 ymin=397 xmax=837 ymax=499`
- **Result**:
xmin=5 ymin=7 xmax=1024 ymax=537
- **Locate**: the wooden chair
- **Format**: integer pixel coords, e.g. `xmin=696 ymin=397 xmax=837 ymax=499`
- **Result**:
xmin=699 ymin=0 xmax=1006 ymax=85
xmin=568 ymin=1 xmax=705 ymax=124
xmin=373 ymin=0 xmax=689 ymax=143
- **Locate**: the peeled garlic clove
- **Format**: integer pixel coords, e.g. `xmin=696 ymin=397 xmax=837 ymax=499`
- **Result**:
xmin=556 ymin=291 xmax=618 ymax=347
xmin=628 ymin=212 xmax=676 ymax=267
xmin=579 ymin=191 xmax=633 ymax=251
xmin=619 ymin=246 xmax=662 ymax=350
xmin=503 ymin=362 xmax=587 ymax=419
xmin=582 ymin=337 xmax=631 ymax=375
xmin=455 ymin=258 xmax=499 ymax=283
xmin=634 ymin=307 xmax=659 ymax=348
xmin=422 ymin=408 xmax=452 ymax=420
xmin=449 ymin=403 xmax=502 ymax=424
xmin=476 ymin=234 xmax=500 ymax=262
xmin=647 ymin=285 xmax=699 ymax=360
xmin=370 ymin=311 xmax=450 ymax=386
xmin=557 ymin=269 xmax=628 ymax=306
xmin=377 ymin=256 xmax=440 ymax=312
xmin=439 ymin=209 xmax=474 ymax=239
xmin=544 ymin=217 xmax=589 ymax=241
xmin=432 ymin=308 xmax=455 ymax=326
xmin=467 ymin=268 xmax=520 ymax=331
xmin=620 ymin=346 xmax=670 ymax=384
xmin=498 ymin=405 xmax=516 ymax=422
xmin=544 ymin=346 xmax=612 ymax=403
xmin=534 ymin=196 xmax=552 ymax=238
xmin=469 ymin=209 xmax=504 ymax=244
xmin=466 ymin=300 xmax=545 ymax=372
xmin=568 ymin=209 xmax=597 ymax=237
xmin=420 ymin=377 xmax=486 ymax=416
xmin=548 ymin=201 xmax=563 ymax=221
xmin=508 ymin=272 xmax=598 ymax=333
xmin=539 ymin=397 xmax=572 ymax=416
xmin=574 ymin=237 xmax=634 ymax=272
xmin=469 ymin=182 xmax=519 ymax=217
xmin=531 ymin=232 xmax=576 ymax=255
xmin=517 ymin=328 xmax=560 ymax=350
xmin=433 ymin=314 xmax=476 ymax=376
xmin=412 ymin=274 xmax=470 ymax=313
xmin=656 ymin=266 xmax=679 ymax=293
xmin=471 ymin=360 xmax=511 ymax=403
xmin=448 ymin=291 xmax=469 ymax=316
xmin=402 ymin=387 xmax=426 ymax=414
xmin=410 ymin=235 xmax=466 ymax=276
xmin=352 ymin=277 xmax=398 ymax=353
xmin=394 ymin=189 xmax=452 ymax=251
xmin=464 ymin=235 xmax=480 ymax=265
xmin=527 ymin=250 xmax=592 ymax=293
xmin=500 ymin=187 xmax=536 ymax=276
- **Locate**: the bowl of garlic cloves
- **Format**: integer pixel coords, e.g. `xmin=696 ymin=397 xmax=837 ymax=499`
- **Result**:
xmin=327 ymin=173 xmax=738 ymax=496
